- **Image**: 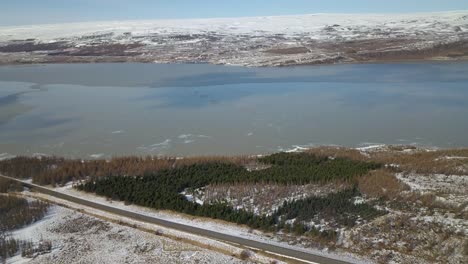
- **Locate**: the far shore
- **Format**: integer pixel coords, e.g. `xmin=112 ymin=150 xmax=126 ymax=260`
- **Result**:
xmin=1 ymin=53 xmax=467 ymax=68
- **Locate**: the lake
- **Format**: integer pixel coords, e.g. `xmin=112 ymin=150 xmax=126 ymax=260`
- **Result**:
xmin=0 ymin=62 xmax=467 ymax=158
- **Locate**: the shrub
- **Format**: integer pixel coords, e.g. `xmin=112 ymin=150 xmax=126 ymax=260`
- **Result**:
xmin=358 ymin=169 xmax=409 ymax=200
xmin=239 ymin=249 xmax=253 ymax=260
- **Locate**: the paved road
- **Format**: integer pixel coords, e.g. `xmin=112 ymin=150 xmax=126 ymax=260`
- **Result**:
xmin=1 ymin=175 xmax=352 ymax=264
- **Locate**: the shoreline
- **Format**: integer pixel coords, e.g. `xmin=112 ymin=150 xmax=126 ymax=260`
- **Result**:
xmin=0 ymin=144 xmax=464 ymax=161
xmin=1 ymin=55 xmax=468 ymax=69
xmin=1 ymin=54 xmax=467 ymax=68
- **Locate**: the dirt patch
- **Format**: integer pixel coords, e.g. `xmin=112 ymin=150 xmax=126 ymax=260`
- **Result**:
xmin=264 ymin=47 xmax=310 ymax=55
xmin=49 ymin=43 xmax=144 ymax=57
xmin=49 ymin=215 xmax=110 ymax=234
xmin=353 ymin=40 xmax=468 ymax=62
xmin=0 ymin=42 xmax=70 ymax=53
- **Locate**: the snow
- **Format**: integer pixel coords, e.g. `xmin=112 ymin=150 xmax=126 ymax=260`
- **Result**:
xmin=137 ymin=139 xmax=172 ymax=152
xmin=181 ymin=190 xmax=204 ymax=205
xmin=89 ymin=153 xmax=105 ymax=159
xmin=284 ymin=146 xmax=309 ymax=153
xmin=0 ymin=153 xmax=15 ymax=161
xmin=1 ymin=11 xmax=466 ymax=41
xmin=56 ymin=184 xmax=365 ymax=260
xmin=395 ymin=172 xmax=468 ymax=208
xmin=435 ymin=155 xmax=468 ymax=161
xmin=177 ymin=134 xmax=211 ymax=143
xmin=39 ymin=184 xmax=363 ymax=263
xmin=412 ymin=213 xmax=468 ymax=235
xmin=353 ymin=196 xmax=366 ymax=205
xmin=11 ymin=206 xmax=59 ymax=242
xmin=150 ymin=139 xmax=171 ymax=147
xmin=31 ymin=153 xmax=49 ymax=159
xmin=0 ymin=11 xmax=466 ymax=66
xmin=279 ymin=144 xmax=316 ymax=153
xmin=395 ymin=173 xmax=468 ymax=194
xmin=356 ymin=144 xmax=386 ymax=151
xmin=8 ymin=204 xmax=255 ymax=264
xmin=178 ymin=134 xmax=192 ymax=139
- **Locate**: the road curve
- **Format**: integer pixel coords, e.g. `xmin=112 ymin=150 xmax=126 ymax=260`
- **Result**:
xmin=1 ymin=175 xmax=352 ymax=264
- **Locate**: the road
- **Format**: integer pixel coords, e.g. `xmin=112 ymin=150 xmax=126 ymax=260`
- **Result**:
xmin=0 ymin=175 xmax=352 ymax=264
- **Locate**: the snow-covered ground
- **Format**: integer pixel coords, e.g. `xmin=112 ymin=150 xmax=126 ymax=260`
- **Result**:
xmin=193 ymin=182 xmax=346 ymax=216
xmin=396 ymin=173 xmax=468 ymax=209
xmin=0 ymin=152 xmax=15 ymax=161
xmin=8 ymin=205 xmax=259 ymax=264
xmin=41 ymin=184 xmax=366 ymax=263
xmin=1 ymin=11 xmax=466 ymax=41
xmin=396 ymin=173 xmax=468 ymax=194
xmin=1 ymin=11 xmax=467 ymax=66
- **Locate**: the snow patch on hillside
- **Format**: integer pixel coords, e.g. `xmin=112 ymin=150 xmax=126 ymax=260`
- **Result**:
xmin=1 ymin=11 xmax=467 ymax=41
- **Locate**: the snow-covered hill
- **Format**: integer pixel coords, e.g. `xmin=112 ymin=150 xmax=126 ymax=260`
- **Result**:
xmin=0 ymin=11 xmax=467 ymax=66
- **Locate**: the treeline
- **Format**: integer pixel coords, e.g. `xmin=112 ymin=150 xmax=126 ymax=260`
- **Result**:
xmin=0 ymin=234 xmax=18 ymax=262
xmin=0 ymin=195 xmax=49 ymax=232
xmin=0 ymin=195 xmax=49 ymax=261
xmin=0 ymin=156 xmax=63 ymax=180
xmin=272 ymin=188 xmax=384 ymax=241
xmin=0 ymin=178 xmax=23 ymax=193
xmin=0 ymin=153 xmax=379 ymax=186
xmin=274 ymin=187 xmax=384 ymax=228
xmin=257 ymin=152 xmax=380 ymax=184
xmin=0 ymin=156 xmax=173 ymax=185
xmin=0 ymin=155 xmax=254 ymax=186
xmin=0 ymin=236 xmax=52 ymax=261
xmin=77 ymin=153 xmax=383 ymax=237
xmin=78 ymin=153 xmax=380 ymax=208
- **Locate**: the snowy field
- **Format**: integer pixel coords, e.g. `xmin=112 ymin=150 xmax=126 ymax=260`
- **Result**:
xmin=8 ymin=205 xmax=262 ymax=264
xmin=1 ymin=11 xmax=467 ymax=66
xmin=0 ymin=11 xmax=467 ymax=41
xmin=46 ymin=184 xmax=364 ymax=263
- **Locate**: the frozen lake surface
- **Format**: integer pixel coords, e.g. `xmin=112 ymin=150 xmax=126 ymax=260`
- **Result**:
xmin=0 ymin=62 xmax=467 ymax=158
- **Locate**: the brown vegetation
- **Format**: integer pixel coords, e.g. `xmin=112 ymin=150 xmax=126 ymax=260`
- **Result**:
xmin=0 ymin=234 xmax=18 ymax=262
xmin=305 ymin=146 xmax=368 ymax=161
xmin=1 ymin=147 xmax=466 ymax=263
xmin=239 ymin=249 xmax=253 ymax=260
xmin=369 ymin=148 xmax=468 ymax=175
xmin=264 ymin=46 xmax=310 ymax=54
xmin=203 ymin=182 xmax=350 ymax=214
xmin=21 ymin=239 xmax=52 ymax=258
xmin=358 ymin=169 xmax=410 ymax=200
xmin=347 ymin=212 xmax=466 ymax=264
xmin=0 ymin=195 xmax=49 ymax=261
xmin=306 ymin=146 xmax=468 ymax=175
xmin=34 ymin=156 xmax=174 ymax=185
xmin=0 ymin=41 xmax=69 ymax=53
xmin=464 ymin=240 xmax=468 ymax=257
xmin=48 ymin=43 xmax=144 ymax=57
xmin=0 ymin=155 xmax=254 ymax=186
xmin=1 ymin=147 xmax=466 ymax=189
xmin=0 ymin=156 xmax=63 ymax=180
xmin=303 ymin=146 xmax=468 ymax=177
xmin=0 ymin=177 xmax=22 ymax=193
xmin=353 ymin=40 xmax=468 ymax=62
xmin=0 ymin=195 xmax=49 ymax=232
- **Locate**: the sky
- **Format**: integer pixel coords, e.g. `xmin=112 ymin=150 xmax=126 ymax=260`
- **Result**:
xmin=1 ymin=0 xmax=467 ymax=26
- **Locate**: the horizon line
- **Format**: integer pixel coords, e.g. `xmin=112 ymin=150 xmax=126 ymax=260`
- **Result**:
xmin=1 ymin=9 xmax=467 ymax=28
